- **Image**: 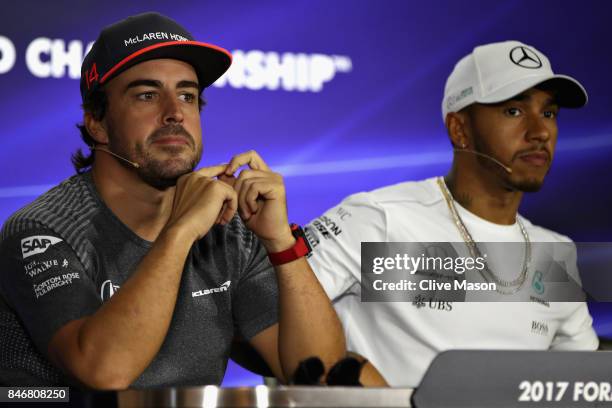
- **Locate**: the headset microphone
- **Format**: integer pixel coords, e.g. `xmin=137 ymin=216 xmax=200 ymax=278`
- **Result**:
xmin=92 ymin=146 xmax=140 ymax=169
xmin=453 ymin=148 xmax=512 ymax=174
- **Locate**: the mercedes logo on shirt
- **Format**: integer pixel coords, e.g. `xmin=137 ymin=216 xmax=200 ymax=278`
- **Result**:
xmin=509 ymin=46 xmax=543 ymax=69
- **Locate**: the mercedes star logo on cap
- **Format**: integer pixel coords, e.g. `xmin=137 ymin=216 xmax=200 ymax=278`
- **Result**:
xmin=509 ymin=46 xmax=543 ymax=69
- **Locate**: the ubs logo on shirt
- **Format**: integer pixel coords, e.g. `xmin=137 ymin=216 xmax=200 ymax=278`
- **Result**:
xmin=412 ymin=295 xmax=453 ymax=312
xmin=100 ymin=280 xmax=120 ymax=301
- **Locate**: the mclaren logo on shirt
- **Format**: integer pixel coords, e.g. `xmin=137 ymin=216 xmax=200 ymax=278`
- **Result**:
xmin=21 ymin=235 xmax=63 ymax=259
xmin=192 ymin=281 xmax=231 ymax=297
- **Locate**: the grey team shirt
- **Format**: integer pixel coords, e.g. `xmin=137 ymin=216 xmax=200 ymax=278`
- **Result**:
xmin=0 ymin=172 xmax=279 ymax=387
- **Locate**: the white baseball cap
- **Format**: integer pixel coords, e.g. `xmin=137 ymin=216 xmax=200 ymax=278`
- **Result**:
xmin=442 ymin=40 xmax=587 ymax=121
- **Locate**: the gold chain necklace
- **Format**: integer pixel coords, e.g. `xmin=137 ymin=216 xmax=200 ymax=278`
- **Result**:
xmin=437 ymin=177 xmax=531 ymax=295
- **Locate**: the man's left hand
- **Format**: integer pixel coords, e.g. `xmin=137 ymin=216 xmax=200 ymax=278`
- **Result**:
xmin=224 ymin=150 xmax=294 ymax=253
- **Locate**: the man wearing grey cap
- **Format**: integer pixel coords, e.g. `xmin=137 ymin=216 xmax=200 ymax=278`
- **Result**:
xmin=305 ymin=40 xmax=598 ymax=387
xmin=0 ymin=12 xmax=344 ymax=388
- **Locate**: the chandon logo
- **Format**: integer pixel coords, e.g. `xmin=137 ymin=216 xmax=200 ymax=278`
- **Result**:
xmin=192 ymin=281 xmax=231 ymax=297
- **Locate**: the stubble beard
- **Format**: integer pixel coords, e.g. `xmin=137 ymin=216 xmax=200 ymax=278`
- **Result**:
xmin=108 ymin=124 xmax=201 ymax=190
xmin=472 ymin=137 xmax=548 ymax=193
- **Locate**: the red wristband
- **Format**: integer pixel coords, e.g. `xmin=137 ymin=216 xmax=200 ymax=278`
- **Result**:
xmin=268 ymin=224 xmax=312 ymax=266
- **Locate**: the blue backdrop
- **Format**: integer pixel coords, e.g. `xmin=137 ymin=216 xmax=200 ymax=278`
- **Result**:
xmin=1 ymin=0 xmax=611 ymax=386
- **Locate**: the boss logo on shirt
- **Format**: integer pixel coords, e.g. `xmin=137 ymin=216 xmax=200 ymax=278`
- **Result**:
xmin=21 ymin=235 xmax=63 ymax=259
xmin=531 ymin=320 xmax=549 ymax=336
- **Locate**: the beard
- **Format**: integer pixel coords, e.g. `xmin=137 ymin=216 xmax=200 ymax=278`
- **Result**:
xmin=108 ymin=124 xmax=201 ymax=190
xmin=472 ymin=137 xmax=548 ymax=193
xmin=508 ymin=177 xmax=545 ymax=192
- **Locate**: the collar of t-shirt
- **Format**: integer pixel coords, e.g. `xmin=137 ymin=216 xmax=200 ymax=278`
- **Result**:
xmin=450 ymin=196 xmax=524 ymax=243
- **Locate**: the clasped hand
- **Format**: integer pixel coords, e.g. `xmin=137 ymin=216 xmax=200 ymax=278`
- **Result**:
xmin=168 ymin=150 xmax=293 ymax=253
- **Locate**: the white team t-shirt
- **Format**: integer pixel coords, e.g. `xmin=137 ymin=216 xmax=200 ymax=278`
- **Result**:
xmin=305 ymin=177 xmax=598 ymax=387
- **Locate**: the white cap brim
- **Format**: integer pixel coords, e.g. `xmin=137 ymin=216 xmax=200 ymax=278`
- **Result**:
xmin=476 ymin=74 xmax=588 ymax=108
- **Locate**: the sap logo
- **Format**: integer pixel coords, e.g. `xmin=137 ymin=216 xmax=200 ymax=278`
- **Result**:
xmin=21 ymin=235 xmax=63 ymax=259
xmin=192 ymin=281 xmax=231 ymax=297
xmin=100 ymin=280 xmax=120 ymax=301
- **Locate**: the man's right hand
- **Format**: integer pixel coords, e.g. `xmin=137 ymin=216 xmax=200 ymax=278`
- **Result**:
xmin=166 ymin=164 xmax=238 ymax=242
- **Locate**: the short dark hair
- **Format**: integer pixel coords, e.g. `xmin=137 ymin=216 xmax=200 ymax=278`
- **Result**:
xmin=72 ymin=88 xmax=108 ymax=174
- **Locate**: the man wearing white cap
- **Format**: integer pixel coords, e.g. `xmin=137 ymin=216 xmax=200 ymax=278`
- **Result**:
xmin=305 ymin=41 xmax=599 ymax=387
